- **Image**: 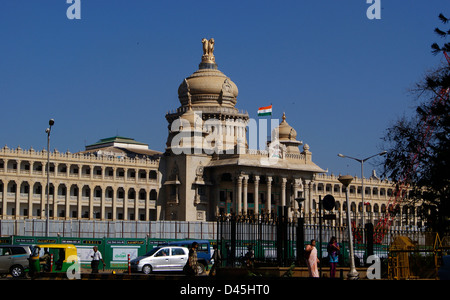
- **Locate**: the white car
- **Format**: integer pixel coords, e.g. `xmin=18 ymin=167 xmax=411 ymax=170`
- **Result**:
xmin=130 ymin=246 xmax=189 ymax=274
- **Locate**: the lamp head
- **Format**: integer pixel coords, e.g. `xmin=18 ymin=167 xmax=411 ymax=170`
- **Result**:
xmin=294 ymin=197 xmax=305 ymax=204
xmin=49 ymin=119 xmax=55 ymax=126
xmin=338 ymin=175 xmax=353 ymax=187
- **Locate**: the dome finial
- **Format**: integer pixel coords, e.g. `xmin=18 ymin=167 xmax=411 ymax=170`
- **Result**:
xmin=200 ymin=38 xmax=218 ymax=69
xmin=201 ymin=38 xmax=215 ymax=62
xmin=282 ymin=112 xmax=286 ymax=122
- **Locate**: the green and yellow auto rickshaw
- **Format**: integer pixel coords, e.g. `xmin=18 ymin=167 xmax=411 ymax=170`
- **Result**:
xmin=29 ymin=244 xmax=78 ymax=276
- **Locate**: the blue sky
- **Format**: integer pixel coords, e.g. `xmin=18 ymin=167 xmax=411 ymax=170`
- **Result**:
xmin=0 ymin=0 xmax=448 ymax=178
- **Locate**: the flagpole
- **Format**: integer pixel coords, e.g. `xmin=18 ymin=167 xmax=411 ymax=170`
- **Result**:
xmin=269 ymin=102 xmax=272 ymax=143
xmin=257 ymin=104 xmax=273 ymax=146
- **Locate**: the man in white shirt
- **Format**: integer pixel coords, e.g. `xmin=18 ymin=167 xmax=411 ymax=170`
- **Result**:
xmin=90 ymin=246 xmax=105 ymax=273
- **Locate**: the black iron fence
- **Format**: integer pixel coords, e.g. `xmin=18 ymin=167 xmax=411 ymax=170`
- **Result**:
xmin=216 ymin=212 xmax=429 ymax=268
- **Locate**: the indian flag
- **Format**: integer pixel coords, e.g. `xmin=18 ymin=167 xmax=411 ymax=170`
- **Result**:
xmin=257 ymin=105 xmax=272 ymax=116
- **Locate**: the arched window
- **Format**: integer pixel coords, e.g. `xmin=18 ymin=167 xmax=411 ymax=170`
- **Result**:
xmin=8 ymin=181 xmax=17 ymax=193
xmin=94 ymin=186 xmax=102 ymax=198
xmin=58 ymin=184 xmax=67 ymax=196
xmin=139 ymin=189 xmax=146 ymax=200
xmin=373 ymin=203 xmax=379 ymax=213
xmin=20 ymin=181 xmax=30 ymax=194
xmin=149 ymin=170 xmax=158 ymax=180
xmin=128 ymin=188 xmax=136 ymax=200
xmin=105 ymin=187 xmax=114 ymax=199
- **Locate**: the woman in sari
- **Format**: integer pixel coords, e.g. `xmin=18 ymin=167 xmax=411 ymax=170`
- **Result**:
xmin=305 ymin=239 xmax=320 ymax=278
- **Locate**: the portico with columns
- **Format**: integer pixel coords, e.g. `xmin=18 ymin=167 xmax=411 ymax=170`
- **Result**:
xmin=207 ymin=155 xmax=321 ymax=219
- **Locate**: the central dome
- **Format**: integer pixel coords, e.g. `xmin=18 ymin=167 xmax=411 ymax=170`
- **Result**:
xmin=178 ymin=38 xmax=239 ymax=108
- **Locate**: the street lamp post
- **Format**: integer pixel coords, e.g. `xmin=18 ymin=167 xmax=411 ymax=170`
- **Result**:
xmin=337 ymin=151 xmax=387 ymax=243
xmin=45 ymin=119 xmax=55 ymax=237
xmin=338 ymin=175 xmax=359 ymax=280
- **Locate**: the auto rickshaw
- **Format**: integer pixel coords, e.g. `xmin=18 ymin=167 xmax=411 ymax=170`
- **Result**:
xmin=29 ymin=244 xmax=78 ymax=277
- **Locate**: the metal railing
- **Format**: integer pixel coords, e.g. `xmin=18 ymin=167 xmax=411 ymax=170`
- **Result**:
xmin=215 ymin=212 xmax=428 ymax=268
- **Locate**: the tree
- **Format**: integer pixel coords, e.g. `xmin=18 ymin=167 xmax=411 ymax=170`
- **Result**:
xmin=431 ymin=14 xmax=450 ymax=55
xmin=382 ymin=14 xmax=450 ymax=236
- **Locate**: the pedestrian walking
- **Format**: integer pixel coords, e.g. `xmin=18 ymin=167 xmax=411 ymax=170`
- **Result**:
xmin=244 ymin=245 xmax=255 ymax=268
xmin=305 ymin=239 xmax=320 ymax=278
xmin=209 ymin=244 xmax=222 ymax=276
xmin=327 ymin=236 xmax=340 ymax=278
xmin=90 ymin=246 xmax=105 ymax=273
xmin=185 ymin=242 xmax=199 ymax=276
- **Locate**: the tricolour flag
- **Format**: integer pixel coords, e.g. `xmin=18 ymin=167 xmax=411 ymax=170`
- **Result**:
xmin=257 ymin=105 xmax=272 ymax=116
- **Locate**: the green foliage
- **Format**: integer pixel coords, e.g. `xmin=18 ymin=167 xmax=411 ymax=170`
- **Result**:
xmin=383 ymin=14 xmax=450 ymax=235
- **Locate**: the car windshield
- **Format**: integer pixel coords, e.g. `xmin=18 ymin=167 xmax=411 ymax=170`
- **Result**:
xmin=144 ymin=247 xmax=161 ymax=257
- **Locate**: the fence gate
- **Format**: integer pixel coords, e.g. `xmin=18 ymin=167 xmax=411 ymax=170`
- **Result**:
xmin=216 ymin=209 xmax=299 ymax=267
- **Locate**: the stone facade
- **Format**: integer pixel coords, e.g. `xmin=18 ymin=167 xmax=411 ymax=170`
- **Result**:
xmin=0 ymin=145 xmax=418 ymax=226
xmin=0 ymin=142 xmax=160 ymax=221
xmin=0 ymin=39 xmax=419 ymax=227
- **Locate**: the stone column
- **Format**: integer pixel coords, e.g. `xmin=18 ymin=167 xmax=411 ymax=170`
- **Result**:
xmin=101 ymin=186 xmax=106 ymax=220
xmin=237 ymin=175 xmax=243 ymax=215
xmin=303 ymin=179 xmax=311 ymax=223
xmin=215 ymin=176 xmax=221 ymax=218
xmin=124 ymin=188 xmax=128 ymax=221
xmin=145 ymin=190 xmax=150 ymax=222
xmin=89 ymin=186 xmax=94 ymax=220
xmin=40 ymin=183 xmax=45 ymax=219
xmin=243 ymin=176 xmax=248 ymax=215
xmin=293 ymin=178 xmax=302 ymax=218
xmin=28 ymin=181 xmax=33 ymax=219
xmin=281 ymin=177 xmax=287 ymax=207
xmin=267 ymin=176 xmax=272 ymax=215
xmin=15 ymin=181 xmax=20 ymax=218
xmin=1 ymin=182 xmax=6 ymax=218
xmin=77 ymin=185 xmax=82 ymax=219
xmin=112 ymin=188 xmax=117 ymax=221
xmin=52 ymin=185 xmax=57 ymax=220
xmin=134 ymin=193 xmax=139 ymax=221
xmin=65 ymin=187 xmax=70 ymax=220
xmin=254 ymin=175 xmax=260 ymax=215
xmin=54 ymin=162 xmax=58 ymax=178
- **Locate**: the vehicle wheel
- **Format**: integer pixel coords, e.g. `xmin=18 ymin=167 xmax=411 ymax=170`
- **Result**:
xmin=10 ymin=265 xmax=24 ymax=278
xmin=142 ymin=264 xmax=152 ymax=275
xmin=197 ymin=263 xmax=206 ymax=275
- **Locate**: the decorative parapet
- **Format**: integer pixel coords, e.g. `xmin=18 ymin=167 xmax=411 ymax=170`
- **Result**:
xmin=315 ymin=173 xmax=392 ymax=185
xmin=245 ymin=149 xmax=307 ymax=162
xmin=0 ymin=145 xmax=160 ymax=167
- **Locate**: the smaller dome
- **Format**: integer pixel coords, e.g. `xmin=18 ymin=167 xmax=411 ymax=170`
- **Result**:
xmin=179 ymin=101 xmax=203 ymax=131
xmin=276 ymin=113 xmax=298 ymax=141
xmin=271 ymin=113 xmax=302 ymax=154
